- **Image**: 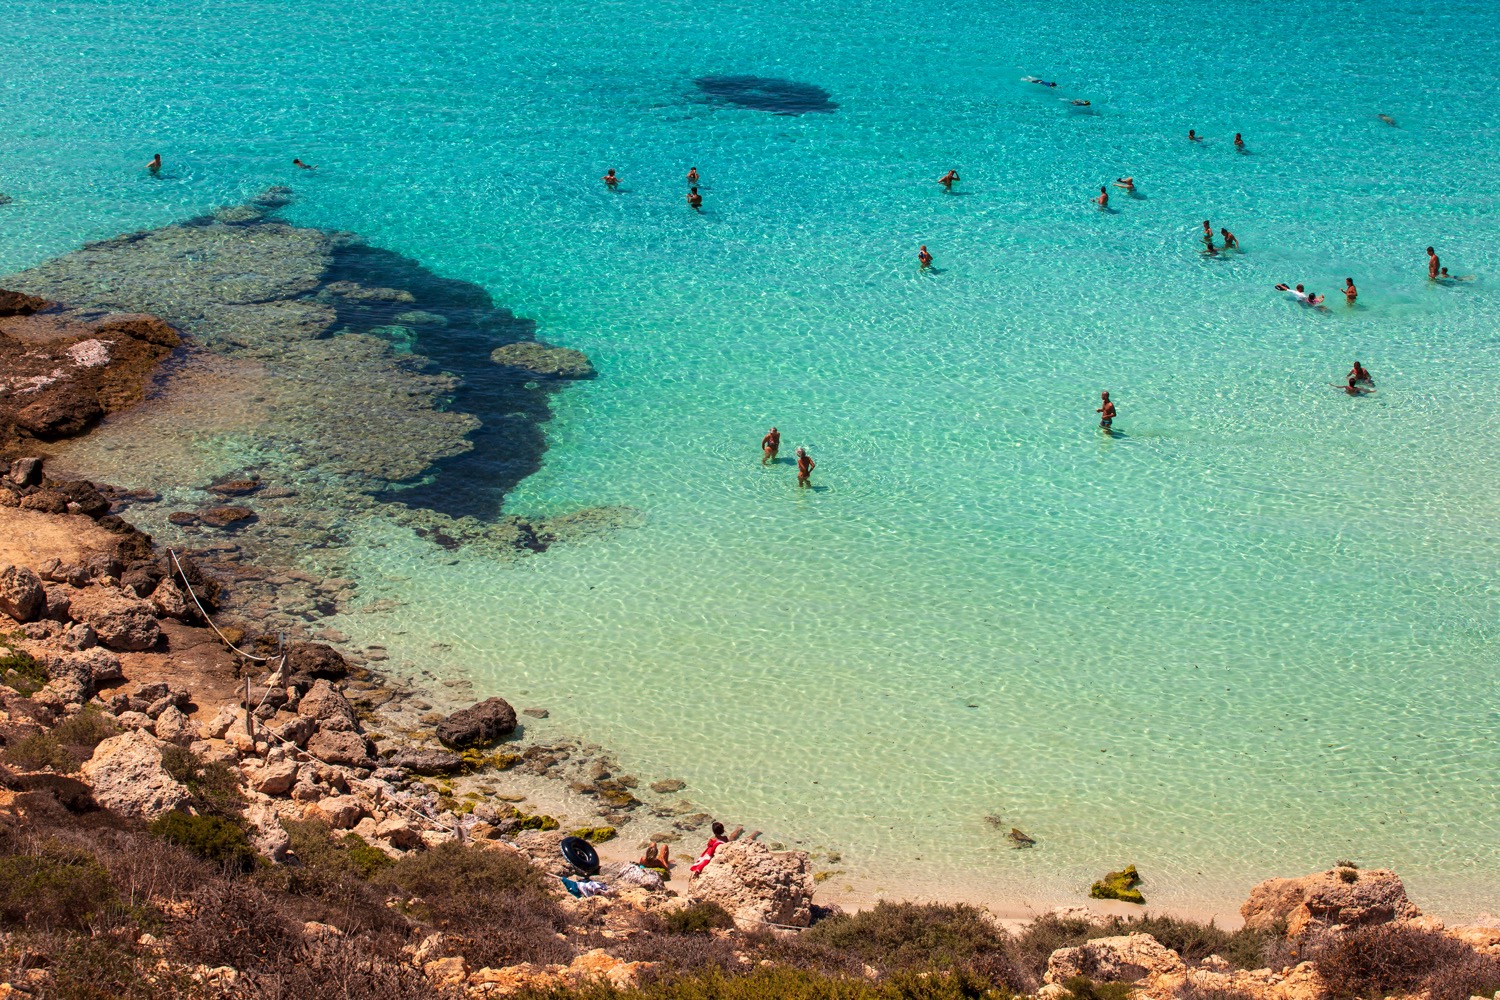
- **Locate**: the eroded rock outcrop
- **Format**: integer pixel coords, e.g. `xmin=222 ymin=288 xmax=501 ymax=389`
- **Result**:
xmin=1241 ymin=865 xmax=1420 ymax=939
xmin=1044 ymin=932 xmax=1185 ymax=984
xmin=689 ymin=840 xmax=814 ymax=929
xmin=79 ymin=730 xmax=190 ymax=820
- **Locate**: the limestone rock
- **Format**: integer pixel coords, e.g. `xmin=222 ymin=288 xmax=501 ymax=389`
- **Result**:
xmin=66 ymin=586 xmax=160 ymax=651
xmin=423 ymin=956 xmax=466 ymax=988
xmin=153 ymin=705 xmax=198 ymax=745
xmin=15 ymin=388 xmax=104 ymax=438
xmin=245 ymin=801 xmax=291 ymax=862
xmin=0 ymin=564 xmax=45 ymax=622
xmin=201 ymin=705 xmax=241 ymax=740
xmin=198 ymin=505 xmax=255 ymax=529
xmin=0 ymin=290 xmax=53 ymax=316
xmin=436 ymin=696 xmax=517 ymax=748
xmin=1044 ymin=933 xmax=1185 ymax=984
xmin=688 ymin=840 xmax=814 ymax=929
xmin=80 ymin=731 xmax=190 ymax=820
xmin=46 ymin=647 xmax=121 ymax=698
xmin=490 ymin=341 xmax=595 ymax=379
xmin=377 ymin=816 xmax=423 ymax=850
xmin=1241 ymin=866 xmax=1420 ymax=939
xmin=313 ymin=794 xmax=365 ymax=830
xmin=284 ymin=642 xmax=349 ymax=686
xmin=387 ymin=747 xmax=465 ymax=775
xmin=297 ymin=678 xmax=360 ymax=732
xmin=7 ymin=457 xmax=44 ymax=487
xmin=149 ymin=578 xmax=196 ymax=622
xmin=306 ymin=728 xmax=374 ymax=768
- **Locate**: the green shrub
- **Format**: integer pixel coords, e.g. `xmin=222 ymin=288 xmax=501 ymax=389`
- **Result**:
xmin=664 ymin=900 xmax=734 ymax=934
xmin=0 ymin=650 xmax=47 ymax=696
xmin=5 ymin=732 xmax=75 ymax=772
xmin=506 ymin=965 xmax=1011 ymax=999
xmin=803 ymin=901 xmax=1020 ymax=978
xmin=160 ymin=745 xmax=244 ymax=817
xmin=1097 ymin=915 xmax=1278 ymax=969
xmin=148 ymin=813 xmax=256 ymax=873
xmin=52 ymin=708 xmax=121 ymax=752
xmin=343 ymin=832 xmax=395 ymax=878
xmin=1061 ymin=976 xmax=1134 ymax=1000
xmin=0 ymin=843 xmax=116 ymax=931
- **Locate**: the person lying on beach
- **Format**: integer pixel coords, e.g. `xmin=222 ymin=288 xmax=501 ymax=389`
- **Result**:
xmin=1332 ymin=377 xmax=1374 ymax=396
xmin=1094 ymin=186 xmax=1109 ymax=208
xmin=1220 ymin=228 xmax=1239 ymax=250
xmin=147 ymin=154 xmax=162 ymax=176
xmin=918 ymin=245 xmax=933 ymax=267
xmin=1344 ymin=278 xmax=1357 ymax=302
xmin=686 ymin=167 xmax=699 ymax=184
xmin=939 ymin=169 xmax=960 ymax=190
xmin=1114 ymin=177 xmax=1134 ymax=190
xmin=687 ymin=187 xmax=702 ymax=210
xmin=293 ymin=158 xmax=316 ymax=170
xmin=602 ymin=168 xmax=619 ymax=188
xmin=762 ymin=427 xmax=780 ymax=465
xmin=1022 ymin=76 xmax=1058 ymax=87
xmin=796 ymin=447 xmax=815 ymax=487
xmin=1349 ymin=361 xmax=1373 ymax=384
xmin=1097 ymin=391 xmax=1116 ymax=430
xmin=1428 ymin=247 xmax=1440 ymax=280
xmin=639 ymin=843 xmax=671 ymax=876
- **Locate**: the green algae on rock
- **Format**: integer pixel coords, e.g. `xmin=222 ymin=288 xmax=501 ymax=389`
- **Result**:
xmin=1090 ymin=864 xmax=1145 ymax=904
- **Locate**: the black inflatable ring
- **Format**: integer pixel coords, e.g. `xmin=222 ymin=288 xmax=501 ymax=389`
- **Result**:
xmin=560 ymin=836 xmax=600 ymax=875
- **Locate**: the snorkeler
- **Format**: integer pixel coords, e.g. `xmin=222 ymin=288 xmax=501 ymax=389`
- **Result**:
xmin=939 ymin=169 xmax=960 ymax=190
xmin=1220 ymin=228 xmax=1239 ymax=250
xmin=1095 ymin=186 xmax=1109 ymax=208
xmin=1070 ymin=99 xmax=1091 ymax=107
xmin=1023 ymin=76 xmax=1058 ymax=87
xmin=293 ymin=158 xmax=316 ymax=170
xmin=1344 ymin=278 xmax=1357 ymax=302
xmin=796 ymin=447 xmax=815 ymax=487
xmin=918 ymin=245 xmax=933 ymax=267
xmin=761 ymin=427 xmax=780 ymax=465
xmin=1114 ymin=177 xmax=1135 ymax=190
xmin=1097 ymin=391 xmax=1116 ymax=431
xmin=1349 ymin=361 xmax=1373 ymax=384
xmin=687 ymin=186 xmax=702 ymax=210
xmin=1379 ymin=114 xmax=1397 ymax=126
xmin=602 ymin=168 xmax=619 ymax=188
xmin=1427 ymin=246 xmax=1440 ymax=280
xmin=146 ymin=153 xmax=162 ymax=175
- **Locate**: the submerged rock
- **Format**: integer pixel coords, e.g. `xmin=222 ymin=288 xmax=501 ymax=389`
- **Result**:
xmin=436 ymin=696 xmax=518 ymax=748
xmin=1090 ymin=864 xmax=1145 ymax=904
xmin=489 ymin=341 xmax=595 ymax=379
xmin=198 ymin=506 xmax=256 ymax=528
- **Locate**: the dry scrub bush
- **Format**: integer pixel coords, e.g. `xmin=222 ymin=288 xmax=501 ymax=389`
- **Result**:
xmin=0 ymin=838 xmax=116 ymax=932
xmin=0 ymin=932 xmax=208 ymax=1000
xmin=801 ymin=901 xmax=1030 ymax=989
xmin=507 ymin=965 xmax=1011 ymax=999
xmin=1314 ymin=923 xmax=1500 ymax=1000
xmin=254 ymin=818 xmax=404 ymax=936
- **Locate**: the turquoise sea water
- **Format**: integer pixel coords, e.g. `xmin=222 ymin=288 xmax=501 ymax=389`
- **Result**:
xmin=6 ymin=0 xmax=1500 ymax=916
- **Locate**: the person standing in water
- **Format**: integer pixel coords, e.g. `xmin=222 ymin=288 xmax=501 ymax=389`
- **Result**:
xmin=1234 ymin=132 xmax=1245 ymax=149
xmin=918 ymin=245 xmax=933 ymax=267
xmin=1349 ymin=360 xmax=1373 ymax=384
xmin=761 ymin=427 xmax=780 ymax=465
xmin=1220 ymin=228 xmax=1239 ymax=250
xmin=602 ymin=168 xmax=619 ymax=189
xmin=939 ymin=169 xmax=960 ymax=191
xmin=1343 ymin=278 xmax=1357 ymax=303
xmin=796 ymin=447 xmax=815 ymax=487
xmin=687 ymin=186 xmax=702 ymax=210
xmin=686 ymin=167 xmax=699 ymax=184
xmin=1427 ymin=246 xmax=1440 ymax=280
xmin=1095 ymin=186 xmax=1109 ymax=209
xmin=1097 ymin=391 xmax=1116 ymax=431
xmin=146 ymin=153 xmax=162 ymax=175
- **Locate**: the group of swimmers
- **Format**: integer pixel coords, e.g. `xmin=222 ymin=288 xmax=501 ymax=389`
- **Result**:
xmin=760 ymin=428 xmax=815 ymax=486
xmin=601 ymin=166 xmax=703 ymax=210
xmin=147 ymin=154 xmax=317 ymax=176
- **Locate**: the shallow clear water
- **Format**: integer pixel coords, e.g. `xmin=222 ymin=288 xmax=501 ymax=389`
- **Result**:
xmin=7 ymin=0 xmax=1500 ymax=916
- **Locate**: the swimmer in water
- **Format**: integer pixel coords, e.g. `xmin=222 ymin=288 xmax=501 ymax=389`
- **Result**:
xmin=1349 ymin=361 xmax=1373 ymax=384
xmin=687 ymin=186 xmax=702 ymax=210
xmin=146 ymin=153 xmax=162 ymax=175
xmin=1427 ymin=246 xmax=1440 ymax=280
xmin=1344 ymin=278 xmax=1357 ymax=303
xmin=761 ymin=427 xmax=780 ymax=465
xmin=686 ymin=167 xmax=699 ymax=184
xmin=1202 ymin=219 xmax=1213 ymax=239
xmin=1378 ymin=114 xmax=1397 ymax=126
xmin=1097 ymin=391 xmax=1116 ymax=431
xmin=1114 ymin=177 xmax=1135 ymax=190
xmin=1332 ymin=377 xmax=1374 ymax=396
xmin=1220 ymin=228 xmax=1239 ymax=250
xmin=1023 ymin=76 xmax=1058 ymax=87
xmin=292 ymin=158 xmax=315 ymax=170
xmin=1275 ymin=283 xmax=1311 ymax=304
xmin=939 ymin=169 xmax=960 ymax=190
xmin=1234 ymin=132 xmax=1245 ymax=149
xmin=1438 ymin=267 xmax=1475 ymax=281
xmin=1202 ymin=235 xmax=1219 ymax=256
xmin=1306 ymin=291 xmax=1325 ymax=306
xmin=1095 ymin=186 xmax=1109 ymax=208
xmin=1188 ymin=129 xmax=1202 ymax=142
xmin=795 ymin=447 xmax=815 ymax=487
xmin=918 ymin=245 xmax=933 ymax=267
xmin=602 ymin=168 xmax=619 ymax=188
xmin=1070 ymin=99 xmax=1091 ymax=107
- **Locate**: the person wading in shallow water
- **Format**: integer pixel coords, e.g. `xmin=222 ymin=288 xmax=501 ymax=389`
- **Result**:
xmin=939 ymin=169 xmax=960 ymax=191
xmin=761 ymin=427 xmax=780 ymax=465
xmin=686 ymin=167 xmax=699 ymax=184
xmin=918 ymin=245 xmax=933 ymax=268
xmin=796 ymin=447 xmax=815 ymax=487
xmin=1097 ymin=391 xmax=1116 ymax=432
xmin=687 ymin=186 xmax=702 ymax=210
xmin=146 ymin=153 xmax=162 ymax=176
xmin=602 ymin=168 xmax=619 ymax=189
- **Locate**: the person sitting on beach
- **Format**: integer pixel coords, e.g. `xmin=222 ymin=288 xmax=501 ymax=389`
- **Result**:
xmin=689 ymin=822 xmax=743 ymax=875
xmin=1220 ymin=228 xmax=1239 ymax=250
xmin=686 ymin=167 xmax=699 ymax=184
xmin=1349 ymin=361 xmax=1373 ymax=384
xmin=1332 ymin=377 xmax=1374 ymax=396
xmin=687 ymin=186 xmax=702 ymax=210
xmin=1344 ymin=278 xmax=1357 ymax=302
xmin=1094 ymin=186 xmax=1109 ymax=208
xmin=602 ymin=168 xmax=620 ymax=188
xmin=918 ymin=245 xmax=933 ymax=267
xmin=1188 ymin=129 xmax=1201 ymax=142
xmin=796 ymin=447 xmax=815 ymax=487
xmin=293 ymin=158 xmax=316 ymax=170
xmin=146 ymin=153 xmax=162 ymax=175
xmin=1114 ymin=177 xmax=1135 ymax=190
xmin=1427 ymin=246 xmax=1440 ymax=280
xmin=761 ymin=427 xmax=780 ymax=465
xmin=639 ymin=842 xmax=671 ymax=876
xmin=939 ymin=169 xmax=960 ymax=190
xmin=1097 ymin=391 xmax=1116 ymax=430
xmin=1234 ymin=133 xmax=1245 ymax=149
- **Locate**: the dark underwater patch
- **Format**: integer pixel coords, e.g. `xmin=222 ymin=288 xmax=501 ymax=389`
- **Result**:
xmin=692 ymin=75 xmax=837 ymax=115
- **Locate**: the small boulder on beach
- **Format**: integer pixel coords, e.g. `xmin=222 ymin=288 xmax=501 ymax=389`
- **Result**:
xmin=435 ymin=696 xmax=517 ymax=748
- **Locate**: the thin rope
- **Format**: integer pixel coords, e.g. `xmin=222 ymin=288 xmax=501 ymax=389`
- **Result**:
xmin=167 ymin=548 xmax=268 ymax=662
